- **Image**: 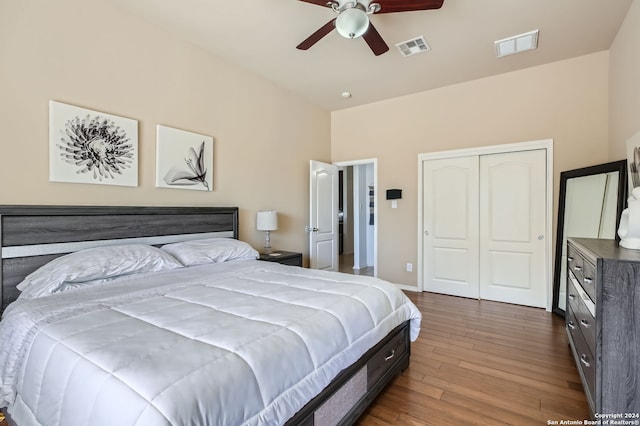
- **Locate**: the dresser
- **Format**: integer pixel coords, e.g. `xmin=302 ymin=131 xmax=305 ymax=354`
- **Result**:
xmin=566 ymin=238 xmax=640 ymax=417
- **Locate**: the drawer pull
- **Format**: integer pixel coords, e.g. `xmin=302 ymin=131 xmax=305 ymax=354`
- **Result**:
xmin=580 ymin=319 xmax=590 ymax=328
xmin=384 ymin=350 xmax=396 ymax=362
xmin=573 ymin=265 xmax=583 ymax=271
xmin=584 ymin=277 xmax=593 ymax=284
xmin=568 ymin=257 xmax=574 ymax=262
xmin=580 ymin=354 xmax=591 ymax=368
xmin=567 ymin=320 xmax=576 ymax=330
xmin=568 ymin=293 xmax=576 ymax=300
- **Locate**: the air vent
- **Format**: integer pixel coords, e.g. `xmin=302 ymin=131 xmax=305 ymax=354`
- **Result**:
xmin=396 ymin=36 xmax=430 ymax=57
xmin=494 ymin=29 xmax=539 ymax=58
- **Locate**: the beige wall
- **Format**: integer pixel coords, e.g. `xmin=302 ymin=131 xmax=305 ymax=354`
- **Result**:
xmin=0 ymin=0 xmax=330 ymax=254
xmin=332 ymin=52 xmax=610 ymax=287
xmin=609 ymin=0 xmax=640 ymax=160
xmin=3 ymin=0 xmax=631 ymax=285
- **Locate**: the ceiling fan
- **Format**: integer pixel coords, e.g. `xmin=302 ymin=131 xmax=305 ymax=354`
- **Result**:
xmin=296 ymin=0 xmax=445 ymax=56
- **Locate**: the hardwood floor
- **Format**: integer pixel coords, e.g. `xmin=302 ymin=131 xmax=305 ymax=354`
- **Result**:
xmin=357 ymin=291 xmax=590 ymax=426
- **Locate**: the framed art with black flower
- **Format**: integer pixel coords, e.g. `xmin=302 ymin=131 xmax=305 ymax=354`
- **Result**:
xmin=155 ymin=125 xmax=213 ymax=191
xmin=49 ymin=101 xmax=139 ymax=187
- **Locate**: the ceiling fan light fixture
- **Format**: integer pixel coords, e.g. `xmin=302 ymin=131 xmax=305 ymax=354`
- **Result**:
xmin=336 ymin=7 xmax=370 ymax=39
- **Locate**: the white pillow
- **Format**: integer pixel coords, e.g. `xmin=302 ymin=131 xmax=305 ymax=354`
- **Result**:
xmin=17 ymin=244 xmax=183 ymax=299
xmin=161 ymin=238 xmax=259 ymax=266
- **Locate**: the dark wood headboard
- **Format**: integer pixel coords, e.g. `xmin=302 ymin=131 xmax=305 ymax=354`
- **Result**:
xmin=0 ymin=205 xmax=239 ymax=312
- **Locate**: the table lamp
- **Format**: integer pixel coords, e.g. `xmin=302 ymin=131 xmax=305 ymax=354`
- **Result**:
xmin=257 ymin=210 xmax=278 ymax=252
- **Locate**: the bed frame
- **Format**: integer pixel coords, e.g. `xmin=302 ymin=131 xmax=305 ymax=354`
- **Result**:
xmin=0 ymin=205 xmax=410 ymax=426
xmin=0 ymin=205 xmax=238 ymax=312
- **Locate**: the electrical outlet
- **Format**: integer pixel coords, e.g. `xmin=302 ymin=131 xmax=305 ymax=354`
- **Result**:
xmin=406 ymin=263 xmax=413 ymax=272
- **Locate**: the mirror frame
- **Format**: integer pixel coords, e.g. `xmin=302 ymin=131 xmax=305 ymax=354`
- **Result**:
xmin=552 ymin=159 xmax=628 ymax=317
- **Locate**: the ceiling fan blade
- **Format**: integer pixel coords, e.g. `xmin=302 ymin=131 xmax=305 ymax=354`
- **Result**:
xmin=297 ymin=0 xmax=332 ymax=8
xmin=296 ymin=18 xmax=337 ymax=50
xmin=376 ymin=0 xmax=444 ymax=14
xmin=362 ymin=23 xmax=389 ymax=56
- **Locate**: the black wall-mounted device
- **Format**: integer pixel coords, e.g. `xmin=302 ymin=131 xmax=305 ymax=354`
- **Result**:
xmin=386 ymin=189 xmax=402 ymax=200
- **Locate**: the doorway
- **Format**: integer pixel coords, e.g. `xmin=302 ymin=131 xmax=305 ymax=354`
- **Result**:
xmin=335 ymin=159 xmax=377 ymax=277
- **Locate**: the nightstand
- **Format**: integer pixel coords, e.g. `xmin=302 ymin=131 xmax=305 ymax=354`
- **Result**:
xmin=259 ymin=250 xmax=303 ymax=267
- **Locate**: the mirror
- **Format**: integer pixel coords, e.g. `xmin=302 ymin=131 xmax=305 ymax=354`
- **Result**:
xmin=552 ymin=160 xmax=628 ymax=316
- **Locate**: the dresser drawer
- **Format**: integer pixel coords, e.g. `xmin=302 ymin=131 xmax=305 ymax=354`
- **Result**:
xmin=367 ymin=327 xmax=408 ymax=388
xmin=567 ymin=244 xmax=585 ymax=285
xmin=567 ymin=306 xmax=596 ymax=407
xmin=567 ymin=244 xmax=596 ymax=302
xmin=275 ymin=255 xmax=303 ymax=266
xmin=567 ymin=276 xmax=596 ymax=353
xmin=581 ymin=259 xmax=596 ymax=302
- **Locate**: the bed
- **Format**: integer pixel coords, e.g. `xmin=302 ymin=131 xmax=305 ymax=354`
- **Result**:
xmin=0 ymin=206 xmax=421 ymax=426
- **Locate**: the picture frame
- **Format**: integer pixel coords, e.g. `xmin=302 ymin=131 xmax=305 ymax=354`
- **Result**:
xmin=49 ymin=101 xmax=138 ymax=187
xmin=156 ymin=125 xmax=213 ymax=191
xmin=627 ymin=130 xmax=640 ymax=194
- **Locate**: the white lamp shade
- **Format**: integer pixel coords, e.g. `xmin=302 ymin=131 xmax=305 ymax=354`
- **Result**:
xmin=257 ymin=210 xmax=278 ymax=231
xmin=336 ymin=7 xmax=370 ymax=39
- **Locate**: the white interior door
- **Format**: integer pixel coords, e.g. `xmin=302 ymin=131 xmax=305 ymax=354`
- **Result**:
xmin=423 ymin=156 xmax=480 ymax=298
xmin=309 ymin=160 xmax=338 ymax=270
xmin=479 ymin=149 xmax=547 ymax=308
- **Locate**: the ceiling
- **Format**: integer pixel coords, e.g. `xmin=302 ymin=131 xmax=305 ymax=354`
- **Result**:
xmin=108 ymin=0 xmax=633 ymax=111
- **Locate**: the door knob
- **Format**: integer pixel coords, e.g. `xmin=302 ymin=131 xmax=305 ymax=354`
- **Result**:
xmin=537 ymin=234 xmax=544 ymax=240
xmin=305 ymin=226 xmax=319 ymax=233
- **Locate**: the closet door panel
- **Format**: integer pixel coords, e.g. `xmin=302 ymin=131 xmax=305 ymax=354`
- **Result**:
xmin=423 ymin=156 xmax=479 ymax=298
xmin=479 ymin=149 xmax=547 ymax=308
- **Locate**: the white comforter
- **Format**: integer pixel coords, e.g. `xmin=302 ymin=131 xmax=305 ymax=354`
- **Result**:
xmin=0 ymin=260 xmax=421 ymax=426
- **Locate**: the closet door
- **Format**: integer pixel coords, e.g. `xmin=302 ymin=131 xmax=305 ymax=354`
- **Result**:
xmin=479 ymin=149 xmax=547 ymax=308
xmin=423 ymin=156 xmax=479 ymax=298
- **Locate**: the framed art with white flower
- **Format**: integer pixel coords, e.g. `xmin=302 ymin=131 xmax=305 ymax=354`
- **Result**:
xmin=627 ymin=130 xmax=640 ymax=194
xmin=49 ymin=101 xmax=138 ymax=187
xmin=156 ymin=125 xmax=213 ymax=191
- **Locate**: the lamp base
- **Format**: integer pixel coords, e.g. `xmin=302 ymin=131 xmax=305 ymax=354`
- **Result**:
xmin=263 ymin=230 xmax=272 ymax=253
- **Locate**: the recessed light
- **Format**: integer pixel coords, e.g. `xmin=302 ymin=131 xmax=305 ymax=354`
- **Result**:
xmin=341 ymin=92 xmax=352 ymax=98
